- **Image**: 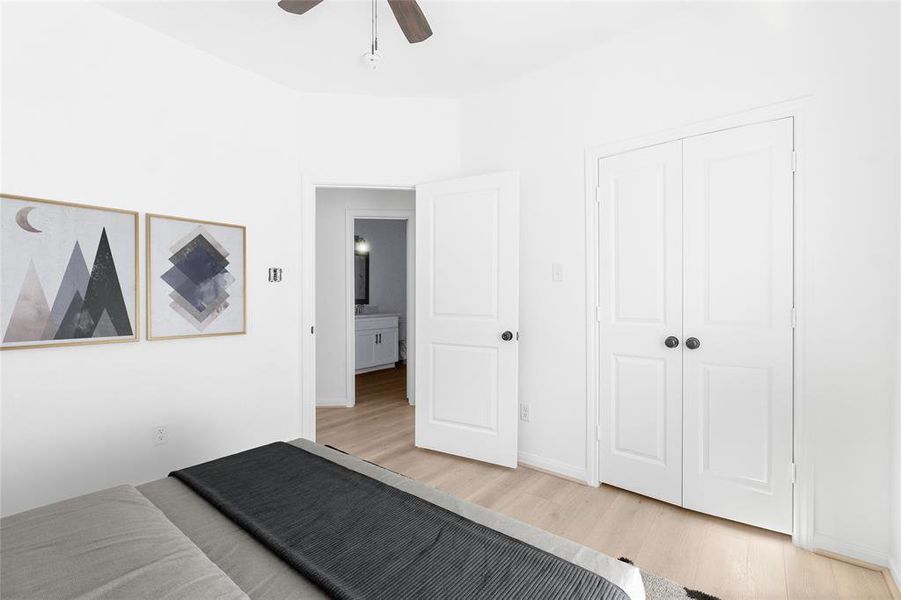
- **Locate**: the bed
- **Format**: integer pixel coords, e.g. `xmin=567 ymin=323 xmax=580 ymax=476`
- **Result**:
xmin=0 ymin=439 xmax=645 ymax=600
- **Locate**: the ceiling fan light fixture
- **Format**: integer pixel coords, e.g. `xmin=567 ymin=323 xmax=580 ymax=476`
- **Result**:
xmin=361 ymin=50 xmax=382 ymax=70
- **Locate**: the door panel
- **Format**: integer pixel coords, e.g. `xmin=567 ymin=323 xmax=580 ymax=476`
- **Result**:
xmin=682 ymin=118 xmax=794 ymax=533
xmin=415 ymin=172 xmax=519 ymax=467
xmin=612 ymin=355 xmax=668 ymax=463
xmin=431 ymin=344 xmax=497 ymax=431
xmin=355 ymin=332 xmax=376 ymax=370
xmin=598 ymin=141 xmax=683 ymax=505
xmin=373 ymin=329 xmax=398 ymax=365
xmin=432 ymin=192 xmax=498 ymax=318
xmin=701 ymin=364 xmax=772 ymax=486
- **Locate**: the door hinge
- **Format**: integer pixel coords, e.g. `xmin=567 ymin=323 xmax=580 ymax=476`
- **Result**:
xmin=595 ymin=186 xmax=602 ymax=204
xmin=791 ymin=462 xmax=797 ymax=484
xmin=311 ymin=325 xmax=315 ymax=335
xmin=791 ymin=307 xmax=797 ymax=329
xmin=791 ymin=151 xmax=798 ymax=173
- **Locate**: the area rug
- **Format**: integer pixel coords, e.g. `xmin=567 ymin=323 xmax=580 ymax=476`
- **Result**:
xmin=618 ymin=558 xmax=722 ymax=600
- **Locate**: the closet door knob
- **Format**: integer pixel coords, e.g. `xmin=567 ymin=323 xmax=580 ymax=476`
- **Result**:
xmin=685 ymin=337 xmax=701 ymax=350
xmin=501 ymin=331 xmax=513 ymax=341
xmin=664 ymin=336 xmax=680 ymax=349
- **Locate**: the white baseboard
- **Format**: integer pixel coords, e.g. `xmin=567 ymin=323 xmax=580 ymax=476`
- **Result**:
xmin=888 ymin=557 xmax=900 ymax=599
xmin=813 ymin=532 xmax=890 ymax=568
xmin=316 ymin=397 xmax=352 ymax=407
xmin=517 ymin=451 xmax=588 ymax=484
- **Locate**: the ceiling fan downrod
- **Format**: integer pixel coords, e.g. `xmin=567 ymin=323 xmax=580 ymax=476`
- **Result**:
xmin=362 ymin=0 xmax=382 ymax=69
xmin=277 ymin=0 xmax=432 ymax=58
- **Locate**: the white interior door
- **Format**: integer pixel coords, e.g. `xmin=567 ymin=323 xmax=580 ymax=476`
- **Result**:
xmin=681 ymin=119 xmax=794 ymax=533
xmin=415 ymin=172 xmax=519 ymax=467
xmin=598 ymin=141 xmax=684 ymax=505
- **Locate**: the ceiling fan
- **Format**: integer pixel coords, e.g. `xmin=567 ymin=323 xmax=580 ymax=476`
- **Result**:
xmin=277 ymin=0 xmax=433 ymax=44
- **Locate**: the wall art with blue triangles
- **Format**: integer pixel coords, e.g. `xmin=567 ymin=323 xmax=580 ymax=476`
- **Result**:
xmin=146 ymin=214 xmax=245 ymax=340
xmin=1 ymin=195 xmax=139 ymax=350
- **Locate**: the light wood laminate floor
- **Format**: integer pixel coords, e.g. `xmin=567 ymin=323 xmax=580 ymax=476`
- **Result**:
xmin=317 ymin=366 xmax=895 ymax=600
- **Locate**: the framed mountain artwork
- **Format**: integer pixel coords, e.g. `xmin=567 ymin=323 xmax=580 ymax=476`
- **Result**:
xmin=146 ymin=214 xmax=246 ymax=340
xmin=1 ymin=194 xmax=139 ymax=350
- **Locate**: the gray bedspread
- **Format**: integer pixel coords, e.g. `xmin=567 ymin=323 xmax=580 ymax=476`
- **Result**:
xmin=170 ymin=441 xmax=630 ymax=600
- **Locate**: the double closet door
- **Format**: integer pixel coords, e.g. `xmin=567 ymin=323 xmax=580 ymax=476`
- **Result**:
xmin=597 ymin=119 xmax=794 ymax=534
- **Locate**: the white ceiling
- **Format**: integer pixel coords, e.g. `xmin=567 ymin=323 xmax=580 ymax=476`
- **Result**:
xmin=103 ymin=0 xmax=692 ymax=98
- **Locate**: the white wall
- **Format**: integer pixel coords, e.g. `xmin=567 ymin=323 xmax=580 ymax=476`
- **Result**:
xmin=355 ymin=219 xmax=409 ymax=351
xmin=461 ymin=2 xmax=900 ymax=564
xmin=0 ymin=2 xmax=458 ymax=516
xmin=315 ymin=189 xmax=414 ymax=406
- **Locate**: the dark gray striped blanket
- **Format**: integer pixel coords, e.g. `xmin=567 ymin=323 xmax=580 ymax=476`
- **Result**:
xmin=171 ymin=442 xmax=628 ymax=600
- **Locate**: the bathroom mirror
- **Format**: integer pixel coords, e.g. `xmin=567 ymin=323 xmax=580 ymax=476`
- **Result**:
xmin=354 ymin=249 xmax=369 ymax=305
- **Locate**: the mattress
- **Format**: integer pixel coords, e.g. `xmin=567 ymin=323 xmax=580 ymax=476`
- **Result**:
xmin=0 ymin=484 xmax=248 ymax=600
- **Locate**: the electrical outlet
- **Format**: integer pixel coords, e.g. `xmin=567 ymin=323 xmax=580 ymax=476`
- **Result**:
xmin=519 ymin=404 xmax=530 ymax=422
xmin=153 ymin=426 xmax=168 ymax=446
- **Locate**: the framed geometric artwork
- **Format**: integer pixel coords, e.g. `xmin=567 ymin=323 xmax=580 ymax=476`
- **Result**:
xmin=146 ymin=214 xmax=245 ymax=340
xmin=1 ymin=194 xmax=139 ymax=351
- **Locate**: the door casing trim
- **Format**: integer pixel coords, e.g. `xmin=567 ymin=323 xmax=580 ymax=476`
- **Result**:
xmin=344 ymin=208 xmax=415 ymax=408
xmin=299 ymin=180 xmax=416 ymax=442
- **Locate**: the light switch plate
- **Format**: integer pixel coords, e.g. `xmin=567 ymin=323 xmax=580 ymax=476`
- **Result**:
xmin=552 ymin=263 xmax=564 ymax=282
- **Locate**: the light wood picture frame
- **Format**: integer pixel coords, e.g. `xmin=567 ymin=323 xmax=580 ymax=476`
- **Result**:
xmin=1 ymin=194 xmax=139 ymax=350
xmin=146 ymin=213 xmax=246 ymax=340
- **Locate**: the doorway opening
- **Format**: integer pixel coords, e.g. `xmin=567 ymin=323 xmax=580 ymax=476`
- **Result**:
xmin=312 ymin=186 xmax=415 ymax=456
xmin=352 ymin=217 xmax=411 ymax=403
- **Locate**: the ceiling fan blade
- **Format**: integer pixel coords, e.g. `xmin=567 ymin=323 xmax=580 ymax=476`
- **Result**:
xmin=386 ymin=0 xmax=432 ymax=43
xmin=277 ymin=0 xmax=325 ymax=16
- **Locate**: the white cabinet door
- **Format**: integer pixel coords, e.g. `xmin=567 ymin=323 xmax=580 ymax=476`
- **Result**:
xmin=598 ymin=141 xmax=684 ymax=505
xmin=355 ymin=331 xmax=377 ymax=370
xmin=373 ymin=329 xmax=398 ymax=366
xmin=682 ymin=118 xmax=794 ymax=533
xmin=415 ymin=172 xmax=519 ymax=467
